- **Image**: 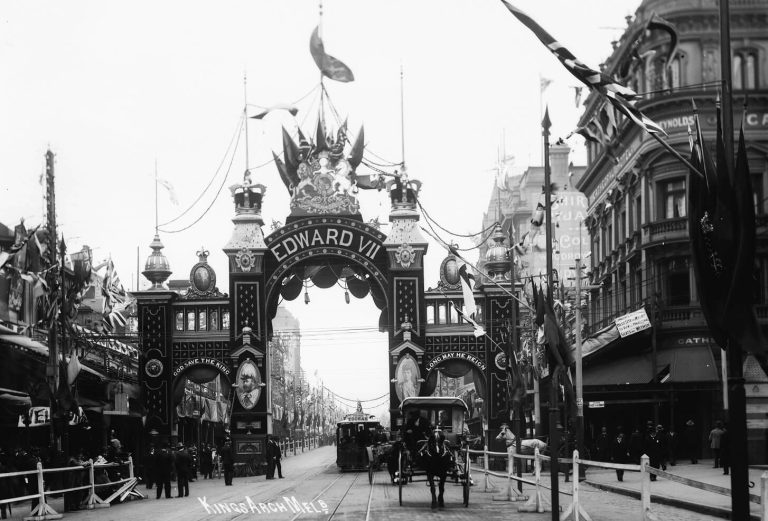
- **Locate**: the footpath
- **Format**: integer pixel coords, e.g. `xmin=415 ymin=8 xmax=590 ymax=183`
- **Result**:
xmin=584 ymin=458 xmax=763 ymax=519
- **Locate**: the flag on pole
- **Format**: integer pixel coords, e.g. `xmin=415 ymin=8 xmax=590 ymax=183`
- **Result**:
xmin=458 ymin=263 xmax=478 ymax=318
xmin=500 ymin=1 xmax=665 ymax=136
xmin=157 ymin=178 xmax=179 ymax=206
xmin=67 ymin=354 xmax=82 ymax=385
xmin=450 ymin=301 xmax=486 ymax=338
xmin=309 ymin=26 xmax=354 ymax=82
xmin=101 ymin=258 xmax=127 ymax=330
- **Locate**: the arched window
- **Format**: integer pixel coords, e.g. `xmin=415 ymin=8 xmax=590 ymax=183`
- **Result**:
xmin=668 ymin=54 xmax=683 ymax=90
xmin=733 ymin=50 xmax=759 ymax=90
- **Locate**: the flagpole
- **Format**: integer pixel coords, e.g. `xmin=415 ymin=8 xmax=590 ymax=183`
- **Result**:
xmin=243 ymin=73 xmax=250 ymax=176
xmin=543 ymin=106 xmax=560 ymax=520
xmin=154 ymin=159 xmax=158 ymax=234
xmin=400 ymin=63 xmax=406 ymax=170
xmin=318 ymin=1 xmax=325 ymax=133
xmin=718 ymin=0 xmax=748 ymax=517
xmin=649 ymin=132 xmax=705 ymax=180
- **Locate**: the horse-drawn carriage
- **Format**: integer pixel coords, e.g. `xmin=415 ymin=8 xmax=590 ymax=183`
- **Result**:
xmin=393 ymin=397 xmax=471 ymax=508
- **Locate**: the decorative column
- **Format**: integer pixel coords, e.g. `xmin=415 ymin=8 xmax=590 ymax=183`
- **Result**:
xmin=384 ymin=174 xmax=428 ymax=430
xmin=223 ymin=175 xmax=270 ymax=461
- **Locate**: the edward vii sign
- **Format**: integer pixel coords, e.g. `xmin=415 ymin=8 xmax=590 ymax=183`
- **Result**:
xmin=427 ymin=352 xmax=487 ymax=372
xmin=266 ymin=218 xmax=385 ymax=263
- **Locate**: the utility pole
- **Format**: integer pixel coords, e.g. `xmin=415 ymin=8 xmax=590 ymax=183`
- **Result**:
xmin=45 ymin=150 xmax=59 ymax=449
xmin=573 ymin=258 xmax=600 ymax=481
xmin=542 ymin=106 xmax=559 ymax=519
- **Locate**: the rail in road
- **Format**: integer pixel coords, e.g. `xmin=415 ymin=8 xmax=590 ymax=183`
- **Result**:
xmin=21 ymin=446 xmax=710 ymax=521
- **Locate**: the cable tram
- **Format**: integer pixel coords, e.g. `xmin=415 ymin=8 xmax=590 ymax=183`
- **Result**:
xmin=336 ymin=409 xmax=386 ymax=474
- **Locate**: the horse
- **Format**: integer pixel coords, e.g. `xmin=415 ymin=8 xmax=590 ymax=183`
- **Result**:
xmin=415 ymin=430 xmax=453 ymax=509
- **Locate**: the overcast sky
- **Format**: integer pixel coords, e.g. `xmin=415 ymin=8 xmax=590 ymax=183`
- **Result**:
xmin=0 ymin=0 xmax=640 ymax=418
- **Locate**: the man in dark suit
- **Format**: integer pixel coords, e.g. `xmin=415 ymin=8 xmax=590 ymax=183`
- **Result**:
xmin=265 ymin=435 xmax=283 ymax=479
xmin=219 ymin=440 xmax=235 ymax=486
xmin=154 ymin=444 xmax=174 ymax=499
xmin=174 ymin=444 xmax=191 ymax=497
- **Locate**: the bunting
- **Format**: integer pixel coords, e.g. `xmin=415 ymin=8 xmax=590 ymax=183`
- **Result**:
xmin=500 ymin=1 xmax=665 ymax=136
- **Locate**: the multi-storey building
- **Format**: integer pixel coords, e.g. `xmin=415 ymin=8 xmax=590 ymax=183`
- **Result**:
xmin=575 ymin=0 xmax=768 ymax=461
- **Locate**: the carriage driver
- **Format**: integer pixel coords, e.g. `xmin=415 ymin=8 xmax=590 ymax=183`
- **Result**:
xmin=403 ymin=409 xmax=431 ymax=450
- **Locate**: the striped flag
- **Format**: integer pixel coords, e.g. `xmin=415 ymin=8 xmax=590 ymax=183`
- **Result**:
xmin=458 ymin=263 xmax=478 ymax=319
xmin=500 ymin=1 xmax=665 ymax=136
xmin=101 ymin=258 xmax=127 ymax=330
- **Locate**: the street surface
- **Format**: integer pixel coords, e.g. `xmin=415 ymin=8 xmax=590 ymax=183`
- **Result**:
xmin=10 ymin=447 xmax=728 ymax=520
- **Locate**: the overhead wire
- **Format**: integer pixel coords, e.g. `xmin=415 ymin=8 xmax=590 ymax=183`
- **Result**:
xmin=159 ymin=114 xmax=244 ymax=227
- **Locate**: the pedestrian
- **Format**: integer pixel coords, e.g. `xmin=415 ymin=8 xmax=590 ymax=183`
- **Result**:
xmin=684 ymin=419 xmax=699 ymax=463
xmin=628 ymin=426 xmax=643 ymax=463
xmin=64 ymin=449 xmax=88 ymax=512
xmin=595 ymin=426 xmax=611 ymax=462
xmin=154 ymin=443 xmax=174 ymax=499
xmin=709 ymin=420 xmax=725 ymax=468
xmin=656 ymin=425 xmax=669 ymax=470
xmin=200 ymin=444 xmax=213 ymax=479
xmin=266 ymin=435 xmax=283 ymax=479
xmin=667 ymin=429 xmax=677 ymax=466
xmin=610 ymin=428 xmax=630 ymax=482
xmin=720 ymin=425 xmax=730 ymax=475
xmin=174 ymin=444 xmax=191 ymax=497
xmin=219 ymin=440 xmax=235 ymax=486
xmin=144 ymin=443 xmax=156 ymax=489
xmin=642 ymin=425 xmax=662 ymax=481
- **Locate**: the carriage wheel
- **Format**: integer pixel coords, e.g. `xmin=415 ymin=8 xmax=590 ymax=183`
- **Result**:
xmin=398 ymin=451 xmax=405 ymax=506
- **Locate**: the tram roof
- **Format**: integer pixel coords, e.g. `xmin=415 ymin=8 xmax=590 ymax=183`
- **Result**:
xmin=399 ymin=396 xmax=468 ymax=412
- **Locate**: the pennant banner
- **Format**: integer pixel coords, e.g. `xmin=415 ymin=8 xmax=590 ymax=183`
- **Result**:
xmin=309 ymin=26 xmax=355 ymax=83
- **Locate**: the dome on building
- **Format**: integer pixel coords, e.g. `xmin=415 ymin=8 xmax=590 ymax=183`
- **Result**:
xmin=142 ymin=233 xmax=171 ymax=290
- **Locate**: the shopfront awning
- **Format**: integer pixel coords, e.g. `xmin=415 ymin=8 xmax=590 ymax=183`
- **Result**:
xmin=583 ymin=346 xmax=719 ymax=386
xmin=0 ymin=334 xmax=48 ymax=356
xmin=584 ymin=353 xmax=653 ymax=385
xmin=580 ymin=324 xmax=622 ymax=359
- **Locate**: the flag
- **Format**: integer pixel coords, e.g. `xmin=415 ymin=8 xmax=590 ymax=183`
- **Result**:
xmin=450 ymin=300 xmax=485 ymax=338
xmin=348 ymin=126 xmax=365 ymax=170
xmin=506 ymin=350 xmax=526 ymax=410
xmin=688 ymin=103 xmax=764 ymax=360
xmin=500 ymin=1 xmax=665 ymax=136
xmin=67 ymin=354 xmax=82 ymax=385
xmin=250 ymin=104 xmax=298 ymax=120
xmin=458 ymin=263 xmax=478 ymax=318
xmin=573 ymin=86 xmax=583 ymax=107
xmin=157 ymin=178 xmax=179 ymax=206
xmin=101 ymin=258 xmax=127 ymax=330
xmin=309 ymin=26 xmax=354 ymax=83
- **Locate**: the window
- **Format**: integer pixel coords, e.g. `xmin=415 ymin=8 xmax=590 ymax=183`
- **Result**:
xmin=222 ymin=310 xmax=230 ymax=330
xmin=634 ymin=196 xmax=642 ymax=232
xmin=210 ymin=310 xmax=219 ymax=330
xmin=664 ymin=258 xmax=690 ymax=306
xmin=630 ymin=261 xmax=642 ymax=305
xmin=438 ymin=304 xmax=447 ymax=324
xmin=198 ymin=310 xmax=207 ymax=331
xmin=426 ymin=304 xmax=435 ymax=325
xmin=607 ymin=223 xmax=613 ymax=253
xmin=619 ymin=269 xmax=627 ymax=312
xmin=668 ymin=55 xmax=683 ymax=90
xmin=176 ymin=311 xmax=184 ymax=331
xmin=620 ymin=209 xmax=627 ymax=242
xmin=733 ymin=50 xmax=758 ymax=91
xmin=187 ymin=310 xmax=195 ymax=330
xmin=449 ymin=303 xmax=458 ymax=324
xmin=659 ymin=179 xmax=686 ymax=219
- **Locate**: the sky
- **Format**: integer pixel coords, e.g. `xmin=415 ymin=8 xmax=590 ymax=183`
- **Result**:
xmin=0 ymin=0 xmax=641 ymax=419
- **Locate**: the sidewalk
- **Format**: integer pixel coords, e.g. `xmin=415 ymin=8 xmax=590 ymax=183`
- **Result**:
xmin=584 ymin=458 xmax=763 ymax=520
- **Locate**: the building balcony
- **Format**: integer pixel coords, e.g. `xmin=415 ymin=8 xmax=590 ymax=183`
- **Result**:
xmin=642 ymin=217 xmax=688 ymax=246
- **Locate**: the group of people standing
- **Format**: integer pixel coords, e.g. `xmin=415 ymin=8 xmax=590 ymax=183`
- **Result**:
xmin=144 ymin=436 xmax=284 ymax=495
xmin=593 ymin=418 xmax=730 ymax=481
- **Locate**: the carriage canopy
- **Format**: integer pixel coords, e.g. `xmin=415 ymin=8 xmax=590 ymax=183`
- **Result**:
xmin=400 ymin=397 xmax=469 ymax=434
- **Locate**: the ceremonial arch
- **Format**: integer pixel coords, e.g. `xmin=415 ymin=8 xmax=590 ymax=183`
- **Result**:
xmin=134 ymin=123 xmax=515 ymax=464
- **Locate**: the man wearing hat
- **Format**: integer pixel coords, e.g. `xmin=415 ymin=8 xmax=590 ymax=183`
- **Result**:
xmin=174 ymin=443 xmax=191 ymax=497
xmin=220 ymin=439 xmax=235 ymax=486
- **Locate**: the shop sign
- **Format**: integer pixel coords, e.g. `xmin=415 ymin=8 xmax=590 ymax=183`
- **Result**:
xmin=615 ymin=308 xmax=651 ymax=337
xmin=18 ymin=406 xmax=50 ymax=427
xmin=426 ymin=352 xmax=487 ymax=372
xmin=173 ymin=357 xmax=231 ymax=378
xmin=588 ymin=401 xmax=605 ymax=408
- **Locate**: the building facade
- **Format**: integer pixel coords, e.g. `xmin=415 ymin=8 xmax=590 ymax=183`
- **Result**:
xmin=575 ymin=0 xmax=768 ymax=461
